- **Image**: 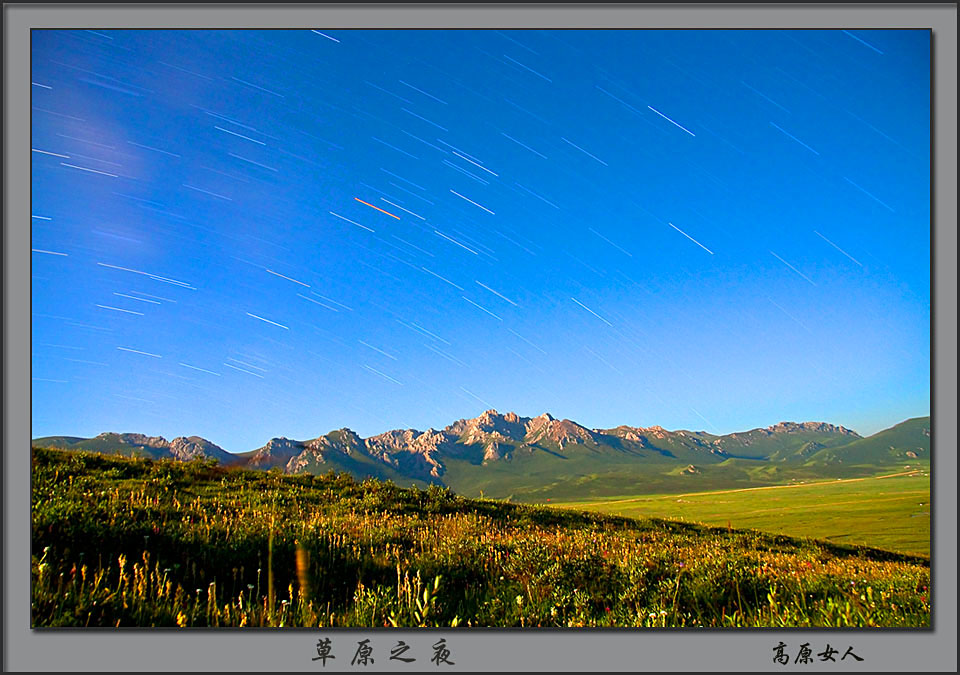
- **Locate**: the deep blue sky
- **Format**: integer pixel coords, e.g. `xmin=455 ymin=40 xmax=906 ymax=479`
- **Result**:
xmin=31 ymin=30 xmax=930 ymax=451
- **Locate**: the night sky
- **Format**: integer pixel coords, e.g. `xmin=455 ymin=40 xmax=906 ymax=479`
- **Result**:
xmin=30 ymin=29 xmax=930 ymax=452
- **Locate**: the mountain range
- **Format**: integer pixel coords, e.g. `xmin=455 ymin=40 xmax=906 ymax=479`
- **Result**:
xmin=32 ymin=411 xmax=931 ymax=500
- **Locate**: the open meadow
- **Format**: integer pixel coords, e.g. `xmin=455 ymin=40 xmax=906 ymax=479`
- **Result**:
xmin=553 ymin=468 xmax=931 ymax=557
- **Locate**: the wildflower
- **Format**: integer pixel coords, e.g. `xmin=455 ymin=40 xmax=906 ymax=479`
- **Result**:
xmin=176 ymin=611 xmax=189 ymax=627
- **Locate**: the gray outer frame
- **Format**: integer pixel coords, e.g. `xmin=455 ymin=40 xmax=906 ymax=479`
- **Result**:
xmin=4 ymin=4 xmax=956 ymax=672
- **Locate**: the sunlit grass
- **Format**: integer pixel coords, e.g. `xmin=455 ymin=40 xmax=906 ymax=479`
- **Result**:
xmin=553 ymin=472 xmax=931 ymax=556
xmin=31 ymin=448 xmax=930 ymax=628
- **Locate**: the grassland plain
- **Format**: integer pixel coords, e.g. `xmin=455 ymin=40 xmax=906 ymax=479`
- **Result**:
xmin=553 ymin=468 xmax=931 ymax=556
xmin=31 ymin=448 xmax=929 ymax=629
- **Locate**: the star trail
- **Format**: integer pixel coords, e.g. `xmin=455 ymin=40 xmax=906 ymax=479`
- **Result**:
xmin=30 ymin=30 xmax=930 ymax=451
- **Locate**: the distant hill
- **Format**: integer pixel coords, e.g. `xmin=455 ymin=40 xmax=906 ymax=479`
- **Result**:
xmin=32 ymin=412 xmax=929 ymax=499
xmin=32 ymin=432 xmax=238 ymax=465
xmin=807 ymin=416 xmax=930 ymax=465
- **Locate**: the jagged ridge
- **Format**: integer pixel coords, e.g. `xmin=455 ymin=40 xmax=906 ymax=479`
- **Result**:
xmin=32 ymin=409 xmax=884 ymax=485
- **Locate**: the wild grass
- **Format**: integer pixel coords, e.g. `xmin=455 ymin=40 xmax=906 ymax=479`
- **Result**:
xmin=31 ymin=448 xmax=930 ymax=628
xmin=554 ymin=472 xmax=931 ymax=556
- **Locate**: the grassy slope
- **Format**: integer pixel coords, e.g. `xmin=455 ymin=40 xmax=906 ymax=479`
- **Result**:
xmin=808 ymin=416 xmax=931 ymax=465
xmin=31 ymin=447 xmax=929 ymax=628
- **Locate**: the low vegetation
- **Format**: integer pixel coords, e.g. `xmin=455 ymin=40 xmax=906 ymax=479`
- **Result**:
xmin=31 ymin=447 xmax=930 ymax=628
xmin=555 ymin=470 xmax=931 ymax=556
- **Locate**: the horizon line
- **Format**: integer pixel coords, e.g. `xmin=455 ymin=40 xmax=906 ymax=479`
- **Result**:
xmin=30 ymin=409 xmax=931 ymax=456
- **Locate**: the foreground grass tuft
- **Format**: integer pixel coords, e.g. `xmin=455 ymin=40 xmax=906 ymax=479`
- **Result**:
xmin=31 ymin=448 xmax=930 ymax=628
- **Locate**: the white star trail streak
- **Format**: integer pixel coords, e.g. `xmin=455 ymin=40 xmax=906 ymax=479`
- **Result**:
xmin=362 ymin=365 xmax=403 ymax=386
xmin=460 ymin=387 xmax=493 ymax=408
xmin=32 ymin=148 xmax=70 ymax=158
xmin=401 ymin=108 xmax=448 ymax=132
xmin=311 ymin=30 xmax=341 ymax=43
xmin=310 ymin=293 xmax=353 ymax=311
xmin=117 ymin=347 xmax=162 ymax=358
xmin=409 ymin=322 xmax=451 ymax=345
xmin=646 ymin=106 xmax=696 ymax=136
xmin=502 ymin=54 xmax=553 ymax=83
xmin=223 ymin=362 xmax=265 ymax=378
xmin=842 ymin=30 xmax=884 ymax=54
xmin=127 ymin=141 xmax=181 ymax=157
xmin=246 ymin=313 xmax=290 ymax=329
xmin=426 ymin=344 xmax=470 ymax=368
xmin=561 ymin=138 xmax=608 ymax=165
xmin=571 ymin=298 xmax=613 ymax=326
xmin=813 ymin=230 xmax=863 ymax=266
xmin=179 ymin=363 xmax=221 ymax=376
xmin=114 ymin=293 xmax=160 ymax=304
xmin=451 ymin=151 xmax=499 ymax=176
xmin=297 ymin=293 xmax=339 ymax=312
xmin=434 ymin=230 xmax=479 ymax=255
xmin=227 ymin=358 xmax=268 ymax=372
xmin=60 ymin=163 xmax=118 ymax=177
xmin=500 ymin=132 xmax=547 ymax=159
xmin=507 ymin=328 xmax=547 ymax=355
xmin=689 ymin=408 xmax=720 ymax=433
xmin=380 ymin=199 xmax=425 ymax=220
xmin=183 ymin=184 xmax=232 ymax=200
xmin=769 ymin=251 xmax=818 ymax=287
xmin=358 ymin=340 xmax=398 ymax=360
xmin=842 ymin=177 xmax=896 ymax=212
xmin=215 ymin=126 xmax=266 ymax=145
xmin=514 ymin=182 xmax=559 ymax=209
xmin=421 ymin=267 xmax=465 ymax=290
xmin=329 ymin=211 xmax=375 ymax=232
xmin=584 ymin=346 xmax=624 ymax=376
xmin=475 ymin=281 xmax=518 ymax=306
xmin=449 ymin=190 xmax=495 ymax=214
xmin=462 ymin=296 xmax=503 ymax=321
xmin=399 ymin=80 xmax=448 ymax=105
xmin=668 ymin=223 xmax=714 ymax=255
xmin=96 ymin=304 xmax=144 ymax=315
xmin=769 ymin=122 xmax=819 ymax=155
xmin=266 ymin=269 xmax=310 ymax=287
xmin=588 ymin=228 xmax=632 ymax=257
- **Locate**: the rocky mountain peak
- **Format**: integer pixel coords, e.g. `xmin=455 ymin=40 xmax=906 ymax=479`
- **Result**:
xmin=524 ymin=415 xmax=596 ymax=448
xmin=100 ymin=432 xmax=169 ymax=448
xmin=248 ymin=437 xmax=306 ymax=469
xmin=448 ymin=409 xmax=529 ymax=445
xmin=766 ymin=421 xmax=860 ymax=437
xmin=168 ymin=436 xmax=230 ymax=461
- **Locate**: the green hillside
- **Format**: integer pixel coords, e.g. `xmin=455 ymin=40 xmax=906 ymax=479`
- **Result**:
xmin=808 ymin=417 xmax=930 ymax=465
xmin=31 ymin=447 xmax=929 ymax=628
xmin=31 ymin=434 xmax=168 ymax=459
